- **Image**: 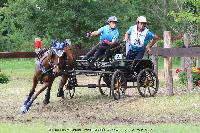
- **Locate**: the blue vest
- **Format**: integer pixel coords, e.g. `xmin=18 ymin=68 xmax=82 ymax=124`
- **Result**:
xmin=98 ymin=25 xmax=119 ymax=42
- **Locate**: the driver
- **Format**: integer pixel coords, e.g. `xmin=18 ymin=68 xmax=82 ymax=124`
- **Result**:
xmin=83 ymin=16 xmax=120 ymax=63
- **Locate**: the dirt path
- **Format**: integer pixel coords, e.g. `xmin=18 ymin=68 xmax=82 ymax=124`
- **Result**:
xmin=0 ymin=75 xmax=200 ymax=126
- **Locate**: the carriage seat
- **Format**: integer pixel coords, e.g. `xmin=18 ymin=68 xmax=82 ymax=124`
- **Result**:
xmin=96 ymin=44 xmax=122 ymax=62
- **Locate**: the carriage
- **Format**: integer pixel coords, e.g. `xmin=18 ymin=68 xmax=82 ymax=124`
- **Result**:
xmin=65 ymin=47 xmax=159 ymax=100
xmin=20 ymin=40 xmax=159 ymax=113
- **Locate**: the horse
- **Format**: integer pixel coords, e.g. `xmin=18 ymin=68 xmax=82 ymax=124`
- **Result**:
xmin=20 ymin=40 xmax=76 ymax=113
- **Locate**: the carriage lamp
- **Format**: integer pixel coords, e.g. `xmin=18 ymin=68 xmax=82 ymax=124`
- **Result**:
xmin=34 ymin=38 xmax=42 ymax=49
xmin=34 ymin=38 xmax=42 ymax=54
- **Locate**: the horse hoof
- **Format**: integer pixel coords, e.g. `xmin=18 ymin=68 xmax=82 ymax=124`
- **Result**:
xmin=20 ymin=105 xmax=28 ymax=114
xmin=57 ymin=91 xmax=64 ymax=97
xmin=43 ymin=100 xmax=50 ymax=105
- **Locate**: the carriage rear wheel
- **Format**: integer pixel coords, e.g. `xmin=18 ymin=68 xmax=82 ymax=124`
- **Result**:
xmin=137 ymin=68 xmax=159 ymax=97
xmin=98 ymin=74 xmax=111 ymax=96
xmin=111 ymin=70 xmax=127 ymax=100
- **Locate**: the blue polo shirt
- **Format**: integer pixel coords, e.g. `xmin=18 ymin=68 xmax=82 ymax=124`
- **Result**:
xmin=127 ymin=25 xmax=154 ymax=51
xmin=98 ymin=25 xmax=119 ymax=43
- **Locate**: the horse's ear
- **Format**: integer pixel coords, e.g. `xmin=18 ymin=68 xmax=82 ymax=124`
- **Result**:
xmin=50 ymin=50 xmax=55 ymax=59
xmin=64 ymin=39 xmax=71 ymax=46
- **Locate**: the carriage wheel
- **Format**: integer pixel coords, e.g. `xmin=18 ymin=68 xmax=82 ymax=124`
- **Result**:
xmin=111 ymin=70 xmax=127 ymax=100
xmin=137 ymin=68 xmax=159 ymax=97
xmin=65 ymin=85 xmax=75 ymax=99
xmin=98 ymin=74 xmax=111 ymax=96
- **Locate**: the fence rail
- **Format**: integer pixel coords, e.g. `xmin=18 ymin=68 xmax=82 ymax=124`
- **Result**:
xmin=0 ymin=52 xmax=36 ymax=58
xmin=151 ymin=47 xmax=200 ymax=57
xmin=1 ymin=47 xmax=200 ymax=59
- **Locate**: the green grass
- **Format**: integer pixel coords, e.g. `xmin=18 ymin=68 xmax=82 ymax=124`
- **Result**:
xmin=158 ymin=57 xmax=181 ymax=69
xmin=0 ymin=59 xmax=35 ymax=70
xmin=0 ymin=123 xmax=46 ymax=133
xmin=0 ymin=59 xmax=35 ymax=78
xmin=1 ymin=123 xmax=200 ymax=133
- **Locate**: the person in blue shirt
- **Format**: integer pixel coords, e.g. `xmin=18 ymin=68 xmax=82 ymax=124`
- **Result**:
xmin=123 ymin=16 xmax=159 ymax=60
xmin=83 ymin=16 xmax=120 ymax=62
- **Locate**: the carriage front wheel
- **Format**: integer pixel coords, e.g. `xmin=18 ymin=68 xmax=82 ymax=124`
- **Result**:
xmin=137 ymin=68 xmax=159 ymax=97
xmin=98 ymin=74 xmax=111 ymax=96
xmin=111 ymin=70 xmax=127 ymax=100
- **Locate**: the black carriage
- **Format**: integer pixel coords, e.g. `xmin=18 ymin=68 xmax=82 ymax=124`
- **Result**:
xmin=65 ymin=51 xmax=159 ymax=100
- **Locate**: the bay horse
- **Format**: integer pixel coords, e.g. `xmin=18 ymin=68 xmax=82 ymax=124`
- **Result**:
xmin=20 ymin=40 xmax=76 ymax=113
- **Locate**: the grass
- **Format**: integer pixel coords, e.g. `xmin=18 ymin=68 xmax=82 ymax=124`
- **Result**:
xmin=157 ymin=56 xmax=181 ymax=70
xmin=1 ymin=123 xmax=200 ymax=133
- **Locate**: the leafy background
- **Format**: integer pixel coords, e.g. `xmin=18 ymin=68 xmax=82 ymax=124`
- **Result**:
xmin=0 ymin=0 xmax=199 ymax=51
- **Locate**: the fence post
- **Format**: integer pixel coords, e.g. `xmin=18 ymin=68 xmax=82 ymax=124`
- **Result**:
xmin=164 ymin=31 xmax=173 ymax=95
xmin=151 ymin=43 xmax=158 ymax=75
xmin=183 ymin=34 xmax=193 ymax=92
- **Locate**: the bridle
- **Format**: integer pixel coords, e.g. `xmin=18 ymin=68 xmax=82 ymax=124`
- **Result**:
xmin=37 ymin=40 xmax=72 ymax=76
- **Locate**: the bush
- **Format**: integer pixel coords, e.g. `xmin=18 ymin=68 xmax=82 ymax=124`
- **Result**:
xmin=173 ymin=39 xmax=184 ymax=47
xmin=176 ymin=67 xmax=200 ymax=86
xmin=156 ymin=40 xmax=164 ymax=48
xmin=0 ymin=72 xmax=9 ymax=84
xmin=155 ymin=39 xmax=184 ymax=48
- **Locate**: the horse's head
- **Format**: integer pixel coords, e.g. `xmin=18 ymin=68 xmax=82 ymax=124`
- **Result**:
xmin=47 ymin=40 xmax=75 ymax=75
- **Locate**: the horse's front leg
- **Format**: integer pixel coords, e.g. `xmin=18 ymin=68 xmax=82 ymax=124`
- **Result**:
xmin=20 ymin=75 xmax=38 ymax=113
xmin=21 ymin=82 xmax=49 ymax=113
xmin=57 ymin=74 xmax=68 ymax=98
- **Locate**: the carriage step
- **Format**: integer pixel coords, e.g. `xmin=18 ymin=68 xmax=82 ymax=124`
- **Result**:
xmin=88 ymin=84 xmax=97 ymax=88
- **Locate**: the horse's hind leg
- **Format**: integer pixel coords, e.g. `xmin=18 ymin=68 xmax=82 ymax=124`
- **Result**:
xmin=43 ymin=82 xmax=53 ymax=105
xmin=57 ymin=75 xmax=68 ymax=97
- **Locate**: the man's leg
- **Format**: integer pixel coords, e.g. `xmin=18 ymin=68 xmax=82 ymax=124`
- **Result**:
xmin=134 ymin=51 xmax=145 ymax=59
xmin=126 ymin=50 xmax=136 ymax=60
xmin=92 ymin=46 xmax=109 ymax=62
xmin=82 ymin=44 xmax=99 ymax=60
xmin=105 ymin=48 xmax=112 ymax=58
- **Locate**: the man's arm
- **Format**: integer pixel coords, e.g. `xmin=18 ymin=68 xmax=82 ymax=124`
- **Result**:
xmin=148 ymin=34 xmax=159 ymax=48
xmin=90 ymin=31 xmax=100 ymax=37
xmin=146 ymin=34 xmax=160 ymax=54
xmin=123 ymin=33 xmax=129 ymax=42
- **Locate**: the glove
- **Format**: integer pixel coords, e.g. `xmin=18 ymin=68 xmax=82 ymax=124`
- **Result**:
xmin=86 ymin=32 xmax=92 ymax=38
xmin=103 ymin=39 xmax=110 ymax=45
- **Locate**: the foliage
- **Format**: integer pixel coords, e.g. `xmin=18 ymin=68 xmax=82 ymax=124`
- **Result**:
xmin=169 ymin=0 xmax=199 ymax=45
xmin=0 ymin=0 xmax=134 ymax=50
xmin=0 ymin=72 xmax=9 ymax=84
xmin=176 ymin=67 xmax=200 ymax=86
xmin=170 ymin=0 xmax=200 ymax=23
xmin=156 ymin=40 xmax=164 ymax=48
xmin=0 ymin=0 xmax=199 ymax=51
xmin=173 ymin=39 xmax=184 ymax=47
xmin=156 ymin=39 xmax=184 ymax=48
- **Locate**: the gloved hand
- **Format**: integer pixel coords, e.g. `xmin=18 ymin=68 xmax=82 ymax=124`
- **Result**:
xmin=146 ymin=46 xmax=152 ymax=55
xmin=103 ymin=39 xmax=110 ymax=45
xmin=86 ymin=32 xmax=92 ymax=38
